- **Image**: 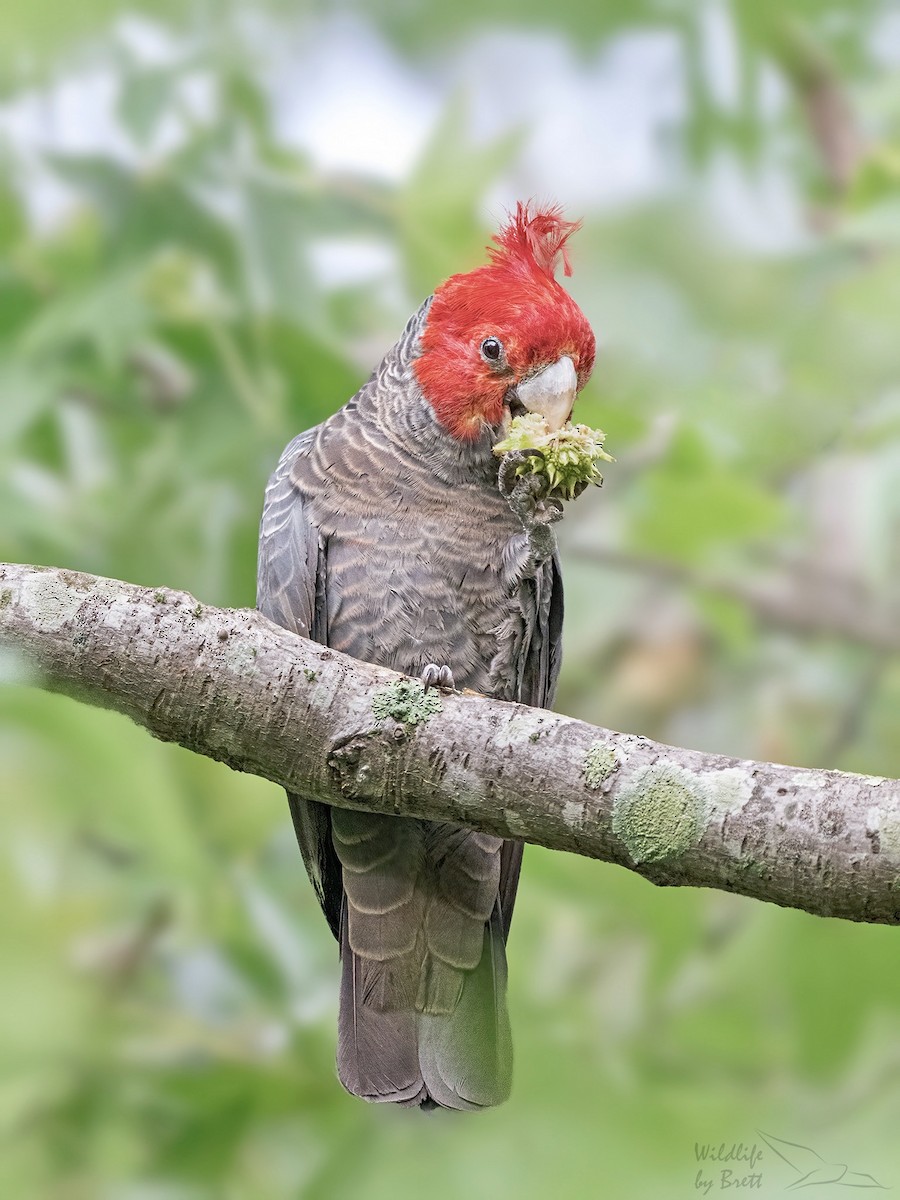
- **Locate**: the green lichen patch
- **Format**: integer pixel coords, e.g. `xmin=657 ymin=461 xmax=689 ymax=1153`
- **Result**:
xmin=583 ymin=743 xmax=619 ymax=789
xmin=0 ymin=588 xmax=12 ymax=608
xmin=372 ymin=679 xmax=442 ymax=727
xmin=154 ymin=591 xmax=167 ymax=604
xmin=192 ymin=603 xmax=203 ymax=619
xmin=613 ymin=763 xmax=708 ymax=865
xmin=303 ymin=668 xmax=318 ymax=683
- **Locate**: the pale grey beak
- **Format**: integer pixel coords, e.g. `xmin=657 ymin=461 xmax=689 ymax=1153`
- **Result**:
xmin=515 ymin=355 xmax=577 ymax=431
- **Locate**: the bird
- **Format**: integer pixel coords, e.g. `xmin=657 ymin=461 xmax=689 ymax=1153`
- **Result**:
xmin=257 ymin=202 xmax=596 ymax=1110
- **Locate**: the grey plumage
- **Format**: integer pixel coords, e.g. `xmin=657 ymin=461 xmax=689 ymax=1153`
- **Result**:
xmin=257 ymin=299 xmax=563 ymax=1109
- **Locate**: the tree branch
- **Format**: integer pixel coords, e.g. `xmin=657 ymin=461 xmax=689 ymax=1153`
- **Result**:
xmin=1 ymin=563 xmax=898 ymax=925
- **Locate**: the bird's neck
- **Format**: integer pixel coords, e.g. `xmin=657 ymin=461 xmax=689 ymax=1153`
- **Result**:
xmin=363 ymin=298 xmax=501 ymax=488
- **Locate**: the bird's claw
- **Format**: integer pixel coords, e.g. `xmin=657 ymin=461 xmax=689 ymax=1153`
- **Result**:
xmin=497 ymin=449 xmax=548 ymax=500
xmin=498 ymin=452 xmax=563 ymax=532
xmin=421 ymin=663 xmax=454 ymax=691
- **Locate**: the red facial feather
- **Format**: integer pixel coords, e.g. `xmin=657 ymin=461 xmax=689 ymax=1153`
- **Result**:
xmin=414 ymin=202 xmax=596 ymax=440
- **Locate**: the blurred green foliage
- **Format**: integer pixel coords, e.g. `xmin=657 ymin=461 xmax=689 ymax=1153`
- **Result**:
xmin=1 ymin=2 xmax=899 ymax=1196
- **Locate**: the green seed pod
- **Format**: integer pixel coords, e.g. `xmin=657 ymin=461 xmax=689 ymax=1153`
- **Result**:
xmin=493 ymin=414 xmax=614 ymax=502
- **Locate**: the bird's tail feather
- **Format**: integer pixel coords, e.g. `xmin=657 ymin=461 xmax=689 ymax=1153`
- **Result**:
xmin=336 ymin=901 xmax=426 ymax=1105
xmin=333 ymin=812 xmax=513 ymax=1109
xmin=336 ymin=902 xmax=512 ymax=1110
xmin=417 ymin=906 xmax=512 ymax=1110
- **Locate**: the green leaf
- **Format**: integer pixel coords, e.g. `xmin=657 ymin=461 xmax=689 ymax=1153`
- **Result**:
xmin=20 ymin=264 xmax=151 ymax=368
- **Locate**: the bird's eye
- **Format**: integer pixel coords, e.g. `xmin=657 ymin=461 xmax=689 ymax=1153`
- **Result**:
xmin=481 ymin=337 xmax=503 ymax=362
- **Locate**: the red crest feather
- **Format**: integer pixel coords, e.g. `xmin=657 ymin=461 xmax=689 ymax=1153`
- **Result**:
xmin=488 ymin=201 xmax=581 ymax=279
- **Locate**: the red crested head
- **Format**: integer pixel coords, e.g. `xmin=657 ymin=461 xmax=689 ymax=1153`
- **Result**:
xmin=414 ymin=202 xmax=596 ymax=440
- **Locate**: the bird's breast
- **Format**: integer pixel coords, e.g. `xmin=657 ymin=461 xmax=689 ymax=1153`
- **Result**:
xmin=319 ymin=485 xmax=534 ymax=697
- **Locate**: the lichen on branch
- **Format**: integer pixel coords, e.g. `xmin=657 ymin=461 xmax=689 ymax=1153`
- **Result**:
xmin=1 ymin=562 xmax=898 ymax=926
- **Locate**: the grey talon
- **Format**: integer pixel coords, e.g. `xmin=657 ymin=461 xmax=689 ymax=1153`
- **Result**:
xmin=421 ymin=663 xmax=454 ymax=691
xmin=497 ymin=449 xmax=544 ymax=498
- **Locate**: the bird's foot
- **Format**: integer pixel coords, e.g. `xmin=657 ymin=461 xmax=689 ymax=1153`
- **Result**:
xmin=421 ymin=663 xmax=455 ymax=691
xmin=497 ymin=450 xmax=563 ymax=564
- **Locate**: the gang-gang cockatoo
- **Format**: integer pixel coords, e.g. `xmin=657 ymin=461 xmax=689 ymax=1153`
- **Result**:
xmin=257 ymin=203 xmax=596 ymax=1110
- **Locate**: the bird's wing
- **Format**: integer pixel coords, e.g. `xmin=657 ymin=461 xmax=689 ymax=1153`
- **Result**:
xmin=497 ymin=552 xmax=564 ymax=936
xmin=257 ymin=429 xmax=324 ymax=641
xmin=257 ymin=429 xmax=343 ymax=939
xmin=521 ymin=551 xmax=565 ymax=710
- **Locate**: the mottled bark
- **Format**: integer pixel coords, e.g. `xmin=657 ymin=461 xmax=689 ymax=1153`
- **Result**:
xmin=1 ymin=563 xmax=898 ymax=925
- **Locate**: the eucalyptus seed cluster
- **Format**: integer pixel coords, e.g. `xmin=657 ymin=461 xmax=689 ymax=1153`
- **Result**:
xmin=493 ymin=413 xmax=613 ymax=501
